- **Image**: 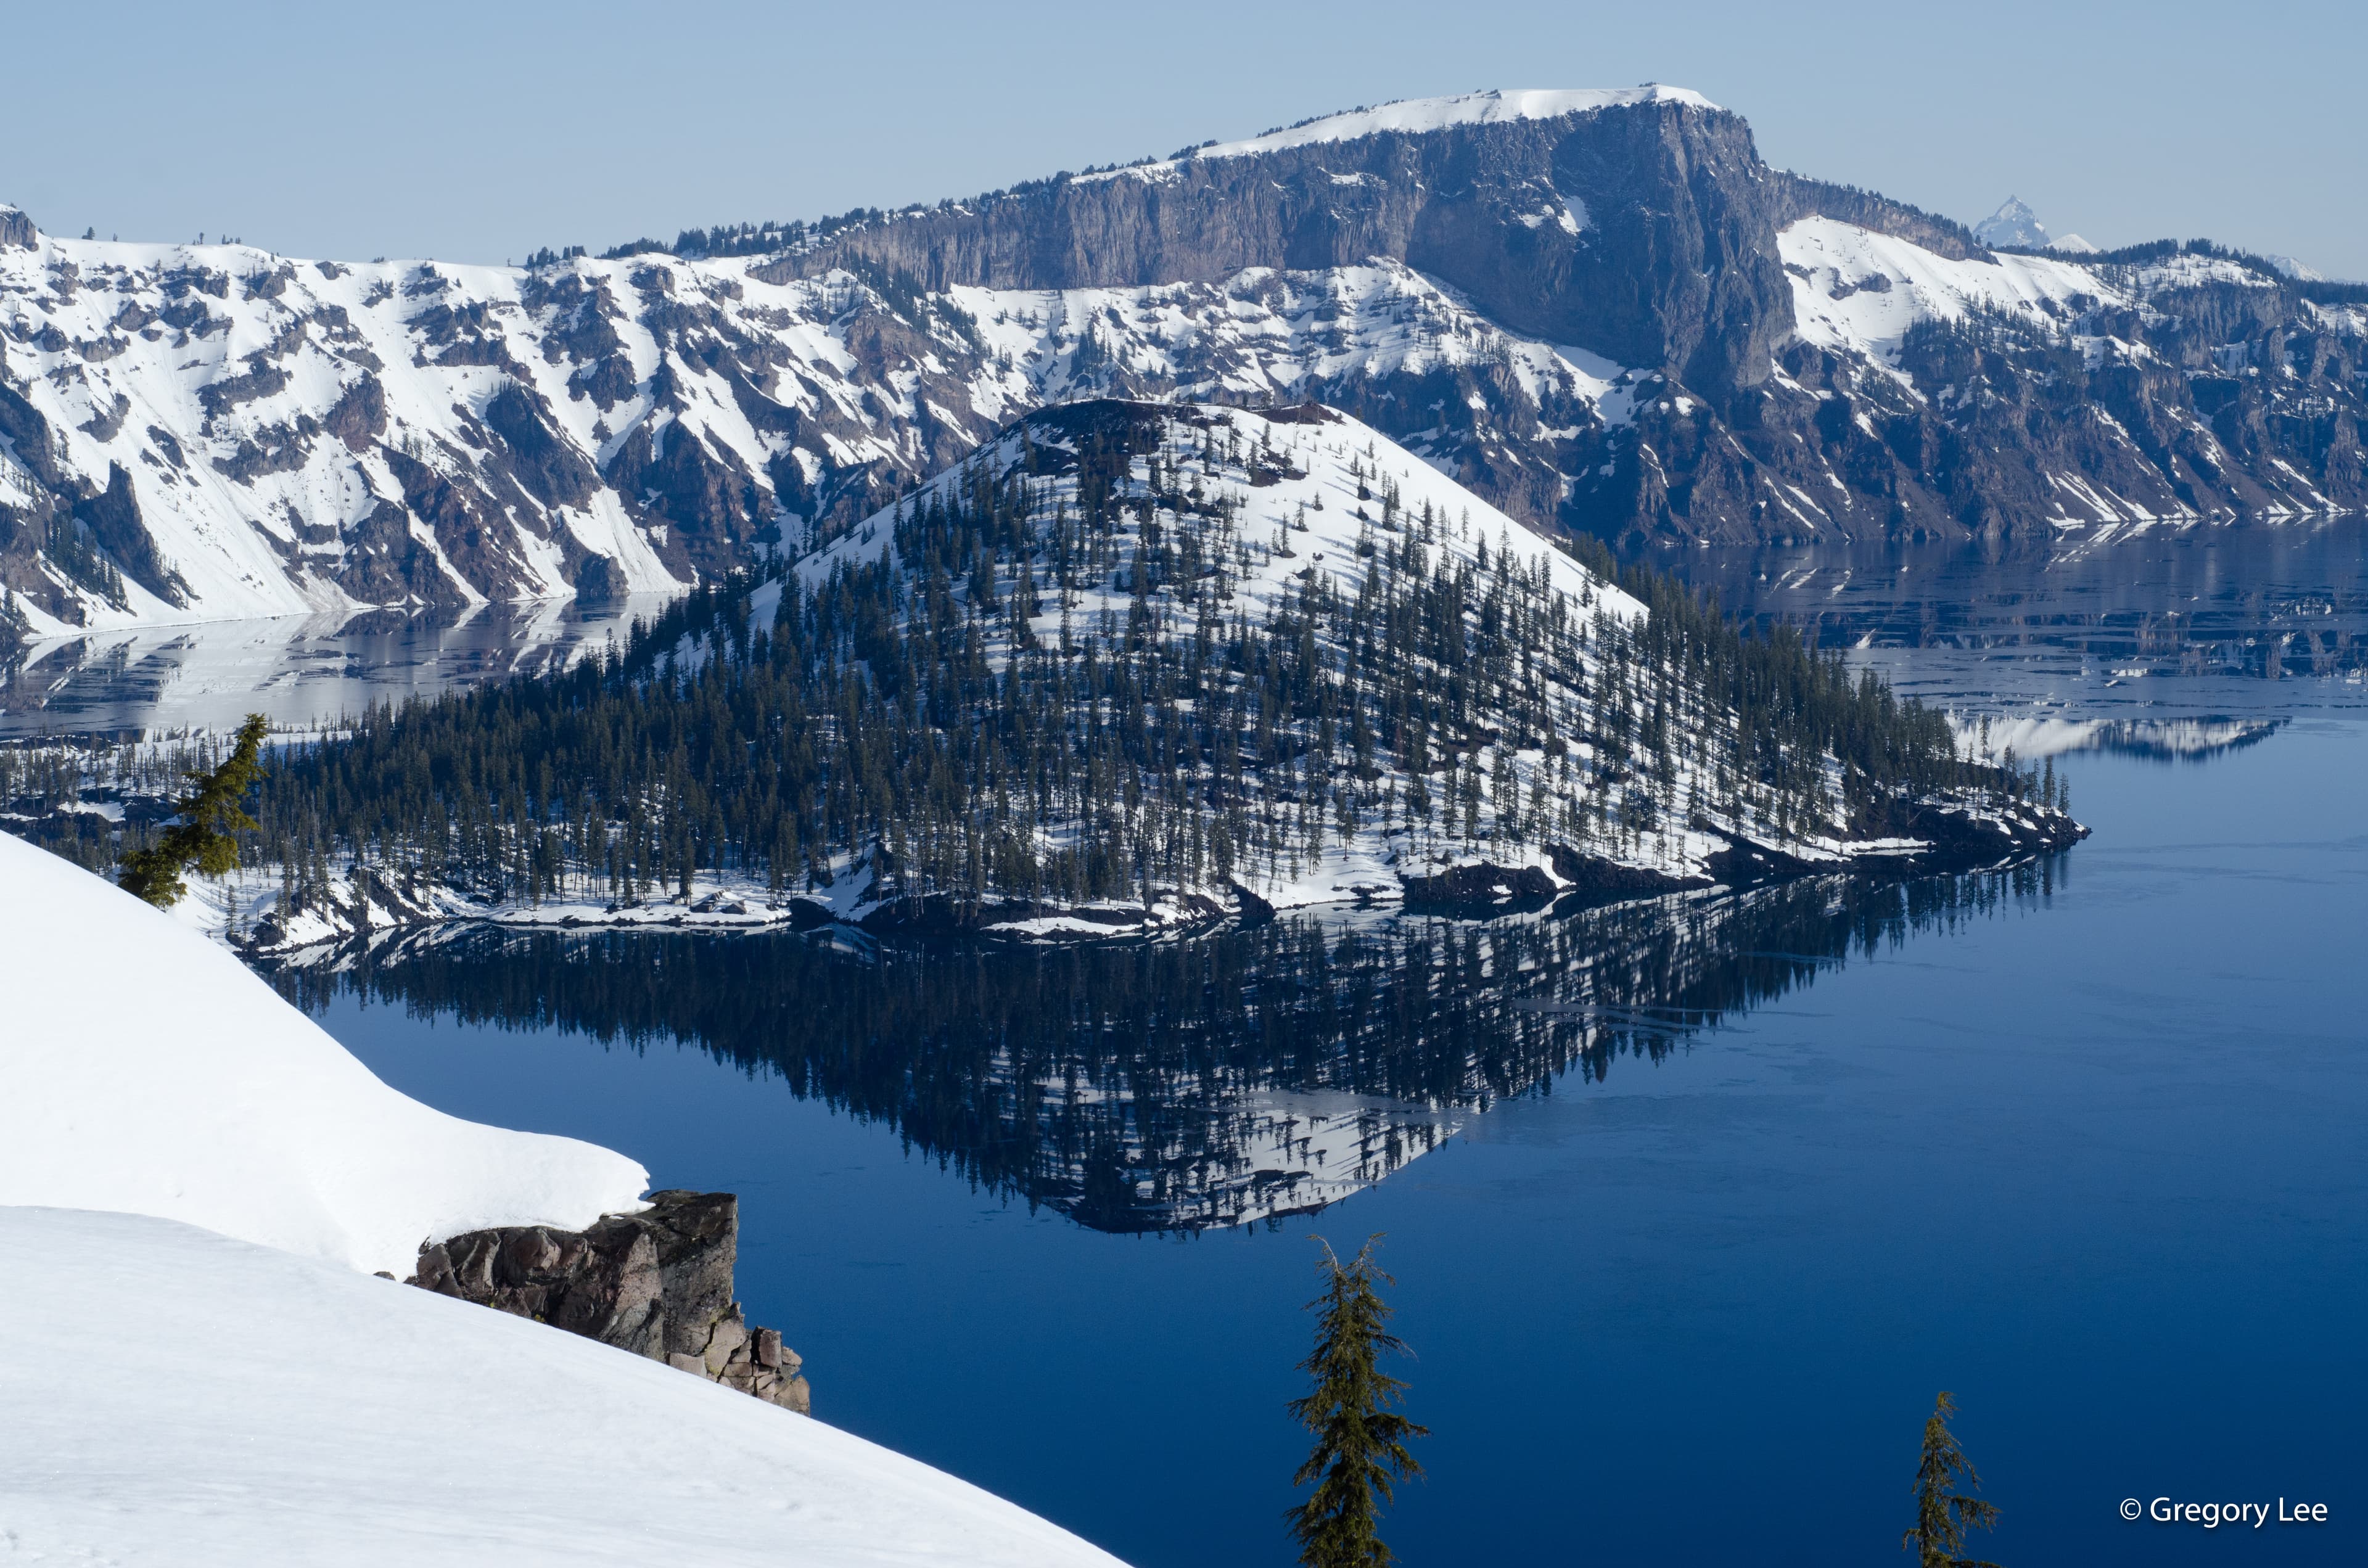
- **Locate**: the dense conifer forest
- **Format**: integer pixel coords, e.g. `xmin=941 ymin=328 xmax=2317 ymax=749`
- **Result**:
xmin=9 ymin=403 xmax=2063 ymax=922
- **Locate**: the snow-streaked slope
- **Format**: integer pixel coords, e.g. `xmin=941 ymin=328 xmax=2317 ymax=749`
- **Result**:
xmin=0 ymin=830 xmax=648 ymax=1274
xmin=950 ymin=263 xmax=1638 ymax=435
xmin=792 ymin=401 xmax=1645 ymax=630
xmin=762 ymin=399 xmax=1919 ymax=908
xmin=1781 ymin=215 xmax=2107 ymax=364
xmin=0 ymin=1206 xmax=1128 ymax=1568
xmin=1771 ymin=216 xmax=2364 ymax=525
xmin=1096 ymin=86 xmax=1720 ymax=178
xmin=1 ymin=216 xmax=1637 ymax=638
xmin=780 ymin=399 xmax=1650 ymax=904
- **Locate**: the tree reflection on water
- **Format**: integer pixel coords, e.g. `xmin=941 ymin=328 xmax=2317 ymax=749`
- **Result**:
xmin=266 ymin=858 xmax=2066 ymax=1233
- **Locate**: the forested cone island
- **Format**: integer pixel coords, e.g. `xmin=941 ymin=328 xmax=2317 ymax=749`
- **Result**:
xmin=157 ymin=399 xmax=2083 ymax=943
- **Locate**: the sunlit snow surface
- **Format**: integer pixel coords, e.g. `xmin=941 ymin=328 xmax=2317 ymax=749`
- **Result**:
xmin=0 ymin=829 xmax=1134 ymax=1564
xmin=0 ymin=1206 xmax=1128 ymax=1567
xmin=1087 ymin=86 xmax=1720 ymax=179
xmin=0 ymin=830 xmax=647 ymax=1275
xmin=1779 ymin=216 xmax=2102 ymax=367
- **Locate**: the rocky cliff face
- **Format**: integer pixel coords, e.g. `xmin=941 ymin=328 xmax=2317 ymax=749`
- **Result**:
xmin=3 ymin=91 xmax=2362 ymax=641
xmin=409 ymin=1188 xmax=812 ymax=1414
xmin=773 ymin=89 xmax=1790 ymax=403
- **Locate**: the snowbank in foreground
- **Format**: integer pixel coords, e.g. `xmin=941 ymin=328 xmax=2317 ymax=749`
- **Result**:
xmin=0 ymin=832 xmax=648 ymax=1275
xmin=0 ymin=1207 xmax=1127 ymax=1568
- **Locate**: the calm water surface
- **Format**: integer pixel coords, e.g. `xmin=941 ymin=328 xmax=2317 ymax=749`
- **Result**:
xmin=210 ymin=530 xmax=2368 ymax=1564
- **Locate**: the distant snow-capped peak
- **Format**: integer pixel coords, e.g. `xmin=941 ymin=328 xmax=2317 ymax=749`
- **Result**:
xmin=1973 ymin=197 xmax=2051 ymax=249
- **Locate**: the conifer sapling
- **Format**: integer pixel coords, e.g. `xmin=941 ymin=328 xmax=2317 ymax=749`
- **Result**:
xmin=1286 ymin=1234 xmax=1426 ymax=1568
xmin=1902 ymin=1390 xmax=2002 ymax=1568
xmin=118 ymin=713 xmax=271 ymax=909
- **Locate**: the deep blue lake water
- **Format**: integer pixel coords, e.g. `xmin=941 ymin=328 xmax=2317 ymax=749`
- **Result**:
xmin=281 ymin=743 xmax=2361 ymax=1558
xmin=67 ymin=522 xmax=2359 ymax=1566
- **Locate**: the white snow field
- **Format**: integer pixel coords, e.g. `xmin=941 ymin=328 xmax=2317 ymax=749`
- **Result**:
xmin=0 ymin=832 xmax=1131 ymax=1565
xmin=1094 ymin=85 xmax=1722 ymax=176
xmin=1779 ymin=215 xmax=2102 ymax=367
xmin=0 ymin=1206 xmax=1128 ymax=1567
xmin=0 ymin=827 xmax=648 ymax=1277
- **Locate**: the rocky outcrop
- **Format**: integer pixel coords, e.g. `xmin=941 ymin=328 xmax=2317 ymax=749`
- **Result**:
xmin=1399 ymin=862 xmax=1564 ymax=914
xmin=408 ymin=1189 xmax=811 ymax=1414
xmin=1401 ymin=805 xmax=2088 ymax=915
xmin=72 ymin=462 xmax=187 ymax=607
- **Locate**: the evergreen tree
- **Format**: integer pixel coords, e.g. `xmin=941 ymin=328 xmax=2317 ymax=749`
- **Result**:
xmin=1902 ymin=1391 xmax=2002 ymax=1568
xmin=1286 ymin=1236 xmax=1426 ymax=1568
xmin=118 ymin=713 xmax=270 ymax=909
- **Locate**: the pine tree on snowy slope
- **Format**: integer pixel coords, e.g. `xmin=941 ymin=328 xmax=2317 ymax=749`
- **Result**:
xmin=117 ymin=713 xmax=269 ymax=909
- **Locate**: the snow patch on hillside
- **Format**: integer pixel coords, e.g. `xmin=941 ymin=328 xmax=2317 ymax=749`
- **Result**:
xmin=1780 ymin=216 xmax=2109 ymax=366
xmin=0 ymin=831 xmax=648 ymax=1275
xmin=0 ymin=1206 xmax=1128 ymax=1567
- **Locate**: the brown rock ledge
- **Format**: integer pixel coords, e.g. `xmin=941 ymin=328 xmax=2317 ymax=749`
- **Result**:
xmin=408 ymin=1189 xmax=810 ymax=1414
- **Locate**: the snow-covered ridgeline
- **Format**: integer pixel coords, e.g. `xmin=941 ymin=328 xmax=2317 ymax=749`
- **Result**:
xmin=1780 ymin=215 xmax=2365 ymax=377
xmin=1781 ymin=216 xmax=2105 ymax=366
xmin=1086 ymin=86 xmax=1721 ymax=180
xmin=9 ymin=173 xmax=2356 ymax=645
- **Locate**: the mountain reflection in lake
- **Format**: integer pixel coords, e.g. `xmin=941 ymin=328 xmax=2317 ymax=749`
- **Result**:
xmin=0 ymin=594 xmax=675 ymax=739
xmin=1667 ymin=515 xmax=2368 ymax=719
xmin=268 ymin=860 xmax=2063 ymax=1233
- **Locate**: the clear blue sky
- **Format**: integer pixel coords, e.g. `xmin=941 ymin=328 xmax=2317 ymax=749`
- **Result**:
xmin=7 ymin=0 xmax=2360 ymax=276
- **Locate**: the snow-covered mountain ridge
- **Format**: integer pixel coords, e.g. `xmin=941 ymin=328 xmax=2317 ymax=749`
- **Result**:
xmin=5 ymin=84 xmax=2362 ymax=639
xmin=0 ymin=208 xmax=1650 ymax=642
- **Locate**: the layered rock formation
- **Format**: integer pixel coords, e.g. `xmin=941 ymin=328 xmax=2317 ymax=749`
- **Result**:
xmin=409 ymin=1189 xmax=810 ymax=1414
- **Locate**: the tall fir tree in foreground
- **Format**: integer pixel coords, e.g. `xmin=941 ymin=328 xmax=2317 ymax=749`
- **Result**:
xmin=1286 ymin=1236 xmax=1426 ymax=1568
xmin=117 ymin=713 xmax=270 ymax=909
xmin=1902 ymin=1391 xmax=2002 ymax=1567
